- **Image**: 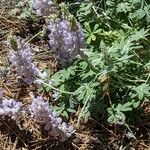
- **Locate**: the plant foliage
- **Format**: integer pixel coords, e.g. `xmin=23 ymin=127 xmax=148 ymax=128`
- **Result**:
xmin=41 ymin=0 xmax=150 ymax=125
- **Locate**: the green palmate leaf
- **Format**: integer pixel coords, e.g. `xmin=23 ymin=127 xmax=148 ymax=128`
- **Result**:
xmin=120 ymin=40 xmax=134 ymax=55
xmin=79 ymin=61 xmax=88 ymax=70
xmin=74 ymin=83 xmax=96 ymax=103
xmin=132 ymin=9 xmax=146 ymax=19
xmin=107 ymin=99 xmax=138 ymax=124
xmin=130 ymin=28 xmax=149 ymax=41
xmin=83 ymin=22 xmax=101 ymax=44
xmin=107 ymin=108 xmax=126 ymax=125
xmin=52 ymin=66 xmax=76 ymax=86
xmin=133 ymin=84 xmax=150 ymax=100
xmin=77 ymin=3 xmax=93 ymax=22
xmin=116 ymin=2 xmax=132 ymax=13
xmin=118 ymin=55 xmax=133 ymax=64
xmin=116 ymin=102 xmax=133 ymax=112
xmin=80 ymin=69 xmax=95 ymax=80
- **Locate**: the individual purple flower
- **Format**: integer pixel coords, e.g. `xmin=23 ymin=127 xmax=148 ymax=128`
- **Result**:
xmin=48 ymin=19 xmax=85 ymax=65
xmin=32 ymin=0 xmax=53 ymax=17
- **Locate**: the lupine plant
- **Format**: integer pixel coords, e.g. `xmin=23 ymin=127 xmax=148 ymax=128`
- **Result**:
xmin=4 ymin=0 xmax=150 ymax=144
xmin=39 ymin=0 xmax=150 ymax=126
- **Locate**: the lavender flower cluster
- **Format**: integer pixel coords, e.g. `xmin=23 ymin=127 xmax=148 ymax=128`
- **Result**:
xmin=0 ymin=91 xmax=23 ymax=120
xmin=29 ymin=96 xmax=74 ymax=141
xmin=31 ymin=0 xmax=85 ymax=65
xmin=8 ymin=42 xmax=46 ymax=84
xmin=0 ymin=99 xmax=23 ymax=120
xmin=32 ymin=0 xmax=53 ymax=17
xmin=0 ymin=90 xmax=74 ymax=141
xmin=48 ymin=19 xmax=85 ymax=65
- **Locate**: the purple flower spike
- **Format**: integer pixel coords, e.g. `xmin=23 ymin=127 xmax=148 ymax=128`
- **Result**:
xmin=29 ymin=96 xmax=74 ymax=141
xmin=8 ymin=41 xmax=44 ymax=84
xmin=48 ymin=19 xmax=85 ymax=65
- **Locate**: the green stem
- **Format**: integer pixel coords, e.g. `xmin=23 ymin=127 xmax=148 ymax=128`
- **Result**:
xmin=41 ymin=81 xmax=74 ymax=95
